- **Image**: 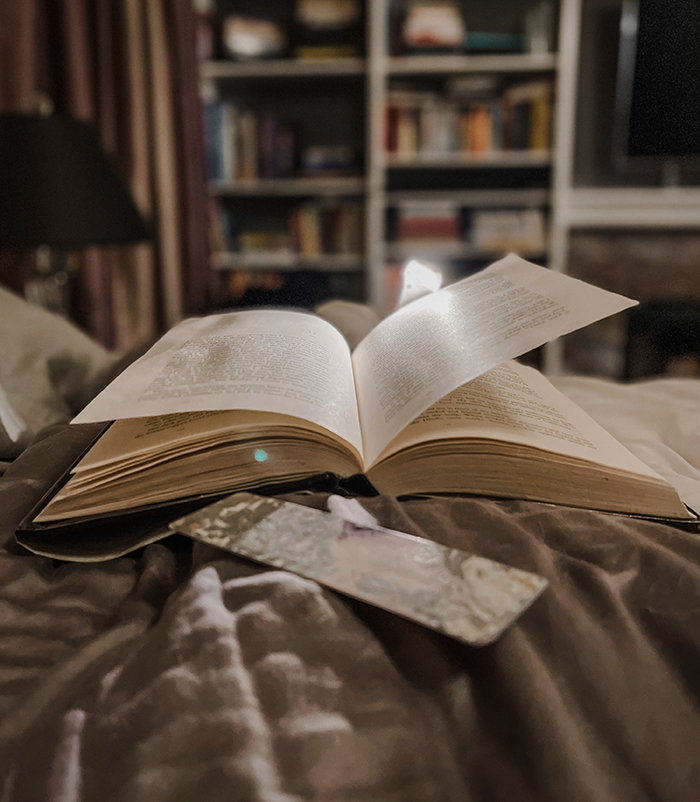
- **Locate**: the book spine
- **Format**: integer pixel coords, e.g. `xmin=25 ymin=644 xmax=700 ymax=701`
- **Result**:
xmin=385 ymin=104 xmax=399 ymax=152
xmin=258 ymin=113 xmax=278 ymax=180
xmin=237 ymin=109 xmax=258 ymax=180
xmin=274 ymin=125 xmax=295 ymax=178
xmin=203 ymin=99 xmax=225 ymax=180
xmin=220 ymin=102 xmax=236 ymax=182
xmin=529 ymin=94 xmax=551 ymax=151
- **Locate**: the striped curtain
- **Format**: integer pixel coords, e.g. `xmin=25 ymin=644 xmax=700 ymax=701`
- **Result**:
xmin=0 ymin=0 xmax=216 ymax=352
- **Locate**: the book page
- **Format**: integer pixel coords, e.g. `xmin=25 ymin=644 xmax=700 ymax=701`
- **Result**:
xmin=353 ymin=254 xmax=637 ymax=466
xmin=71 ymin=409 xmax=363 ymax=474
xmin=370 ymin=360 xmax=666 ymax=480
xmin=73 ymin=310 xmax=364 ymax=457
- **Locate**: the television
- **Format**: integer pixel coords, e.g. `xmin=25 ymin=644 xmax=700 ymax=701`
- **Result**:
xmin=613 ymin=0 xmax=700 ymax=183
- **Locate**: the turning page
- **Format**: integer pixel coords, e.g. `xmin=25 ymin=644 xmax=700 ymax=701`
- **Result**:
xmin=353 ymin=254 xmax=636 ymax=466
xmin=73 ymin=310 xmax=364 ymax=457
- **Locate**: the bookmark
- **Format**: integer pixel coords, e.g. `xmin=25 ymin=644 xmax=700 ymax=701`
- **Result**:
xmin=170 ymin=492 xmax=547 ymax=646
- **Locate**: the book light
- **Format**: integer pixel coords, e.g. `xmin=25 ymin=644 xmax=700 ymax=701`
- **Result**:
xmin=0 ymin=113 xmax=149 ymax=315
xmin=396 ymin=259 xmax=443 ymax=309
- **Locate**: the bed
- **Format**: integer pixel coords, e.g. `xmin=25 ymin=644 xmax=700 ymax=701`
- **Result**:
xmin=1 ymin=288 xmax=700 ymax=801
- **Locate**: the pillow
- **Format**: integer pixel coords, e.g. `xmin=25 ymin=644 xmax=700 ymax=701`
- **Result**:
xmin=0 ymin=285 xmax=118 ymax=459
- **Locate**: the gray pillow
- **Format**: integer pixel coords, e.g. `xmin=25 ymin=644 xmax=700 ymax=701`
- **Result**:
xmin=0 ymin=285 xmax=117 ymax=459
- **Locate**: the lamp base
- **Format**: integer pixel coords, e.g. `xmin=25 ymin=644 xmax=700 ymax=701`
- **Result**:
xmin=24 ymin=246 xmax=72 ymax=317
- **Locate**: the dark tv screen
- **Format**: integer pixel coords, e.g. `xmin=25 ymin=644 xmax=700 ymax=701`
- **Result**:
xmin=615 ymin=0 xmax=700 ymax=162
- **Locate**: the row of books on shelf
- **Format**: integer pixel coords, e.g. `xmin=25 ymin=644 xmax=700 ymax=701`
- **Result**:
xmin=203 ymin=99 xmax=293 ymax=182
xmin=209 ymin=197 xmax=546 ymax=265
xmin=203 ymin=97 xmax=358 ymax=183
xmin=392 ymin=200 xmax=548 ymax=255
xmin=385 ymin=79 xmax=553 ymax=156
xmin=208 ymin=198 xmax=364 ymax=263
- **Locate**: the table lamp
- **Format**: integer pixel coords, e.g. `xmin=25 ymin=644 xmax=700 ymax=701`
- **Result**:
xmin=0 ymin=113 xmax=149 ymax=315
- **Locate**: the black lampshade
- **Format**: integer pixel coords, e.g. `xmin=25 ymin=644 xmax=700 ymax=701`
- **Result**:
xmin=0 ymin=114 xmax=149 ymax=249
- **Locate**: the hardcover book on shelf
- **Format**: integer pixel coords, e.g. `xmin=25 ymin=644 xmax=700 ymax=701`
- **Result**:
xmin=289 ymin=201 xmax=322 ymax=257
xmin=400 ymin=1 xmax=466 ymax=53
xmin=469 ymin=208 xmax=547 ymax=254
xmin=237 ymin=108 xmax=259 ymax=180
xmin=221 ymin=14 xmax=287 ymax=60
xmin=19 ymin=255 xmax=697 ymax=555
xmin=203 ymin=98 xmax=227 ymax=181
xmin=319 ymin=198 xmax=363 ymax=255
xmin=464 ymin=102 xmax=492 ymax=152
xmin=502 ymin=80 xmax=553 ymax=151
xmin=396 ymin=199 xmax=462 ymax=244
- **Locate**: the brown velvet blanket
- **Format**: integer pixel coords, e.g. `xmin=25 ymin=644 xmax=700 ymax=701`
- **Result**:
xmin=2 ymin=424 xmax=700 ymax=801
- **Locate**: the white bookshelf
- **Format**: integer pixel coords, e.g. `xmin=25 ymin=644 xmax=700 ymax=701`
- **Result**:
xmin=200 ymin=0 xmax=569 ymax=315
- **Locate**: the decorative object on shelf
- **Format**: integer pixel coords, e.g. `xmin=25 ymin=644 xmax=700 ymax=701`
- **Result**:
xmin=0 ymin=113 xmax=149 ymax=317
xmin=221 ymin=14 xmax=287 ymax=60
xmin=300 ymin=144 xmax=356 ymax=176
xmin=293 ymin=0 xmax=362 ymax=58
xmin=400 ymin=0 xmax=466 ymax=53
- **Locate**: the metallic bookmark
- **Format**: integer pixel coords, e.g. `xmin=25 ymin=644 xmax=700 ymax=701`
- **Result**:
xmin=170 ymin=492 xmax=547 ymax=646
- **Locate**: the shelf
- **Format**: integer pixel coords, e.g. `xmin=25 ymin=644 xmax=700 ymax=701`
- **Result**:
xmin=385 ymin=150 xmax=552 ymax=168
xmin=385 ymin=188 xmax=550 ymax=206
xmin=202 ymin=53 xmax=558 ymax=80
xmin=386 ymin=242 xmax=547 ymax=261
xmin=561 ymin=187 xmax=700 ymax=229
xmin=210 ymin=177 xmax=366 ymax=196
xmin=211 ymin=251 xmax=364 ymax=272
xmin=201 ymin=58 xmax=366 ymax=79
xmin=388 ymin=52 xmax=558 ymax=75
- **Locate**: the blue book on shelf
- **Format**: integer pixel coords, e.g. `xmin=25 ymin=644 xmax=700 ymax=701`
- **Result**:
xmin=203 ymin=100 xmax=225 ymax=181
xmin=465 ymin=32 xmax=524 ymax=52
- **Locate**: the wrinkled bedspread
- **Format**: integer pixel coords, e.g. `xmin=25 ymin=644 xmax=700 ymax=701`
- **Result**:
xmin=2 ymin=422 xmax=700 ymax=802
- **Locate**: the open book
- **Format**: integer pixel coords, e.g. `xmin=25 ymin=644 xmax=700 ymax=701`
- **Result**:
xmin=31 ymin=254 xmax=694 ymax=523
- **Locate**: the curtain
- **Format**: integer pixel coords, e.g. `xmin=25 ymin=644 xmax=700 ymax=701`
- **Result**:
xmin=0 ymin=0 xmax=214 ymax=351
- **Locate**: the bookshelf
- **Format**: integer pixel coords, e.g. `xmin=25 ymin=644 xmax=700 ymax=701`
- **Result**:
xmin=543 ymin=0 xmax=700 ymax=375
xmin=197 ymin=0 xmax=566 ymax=313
